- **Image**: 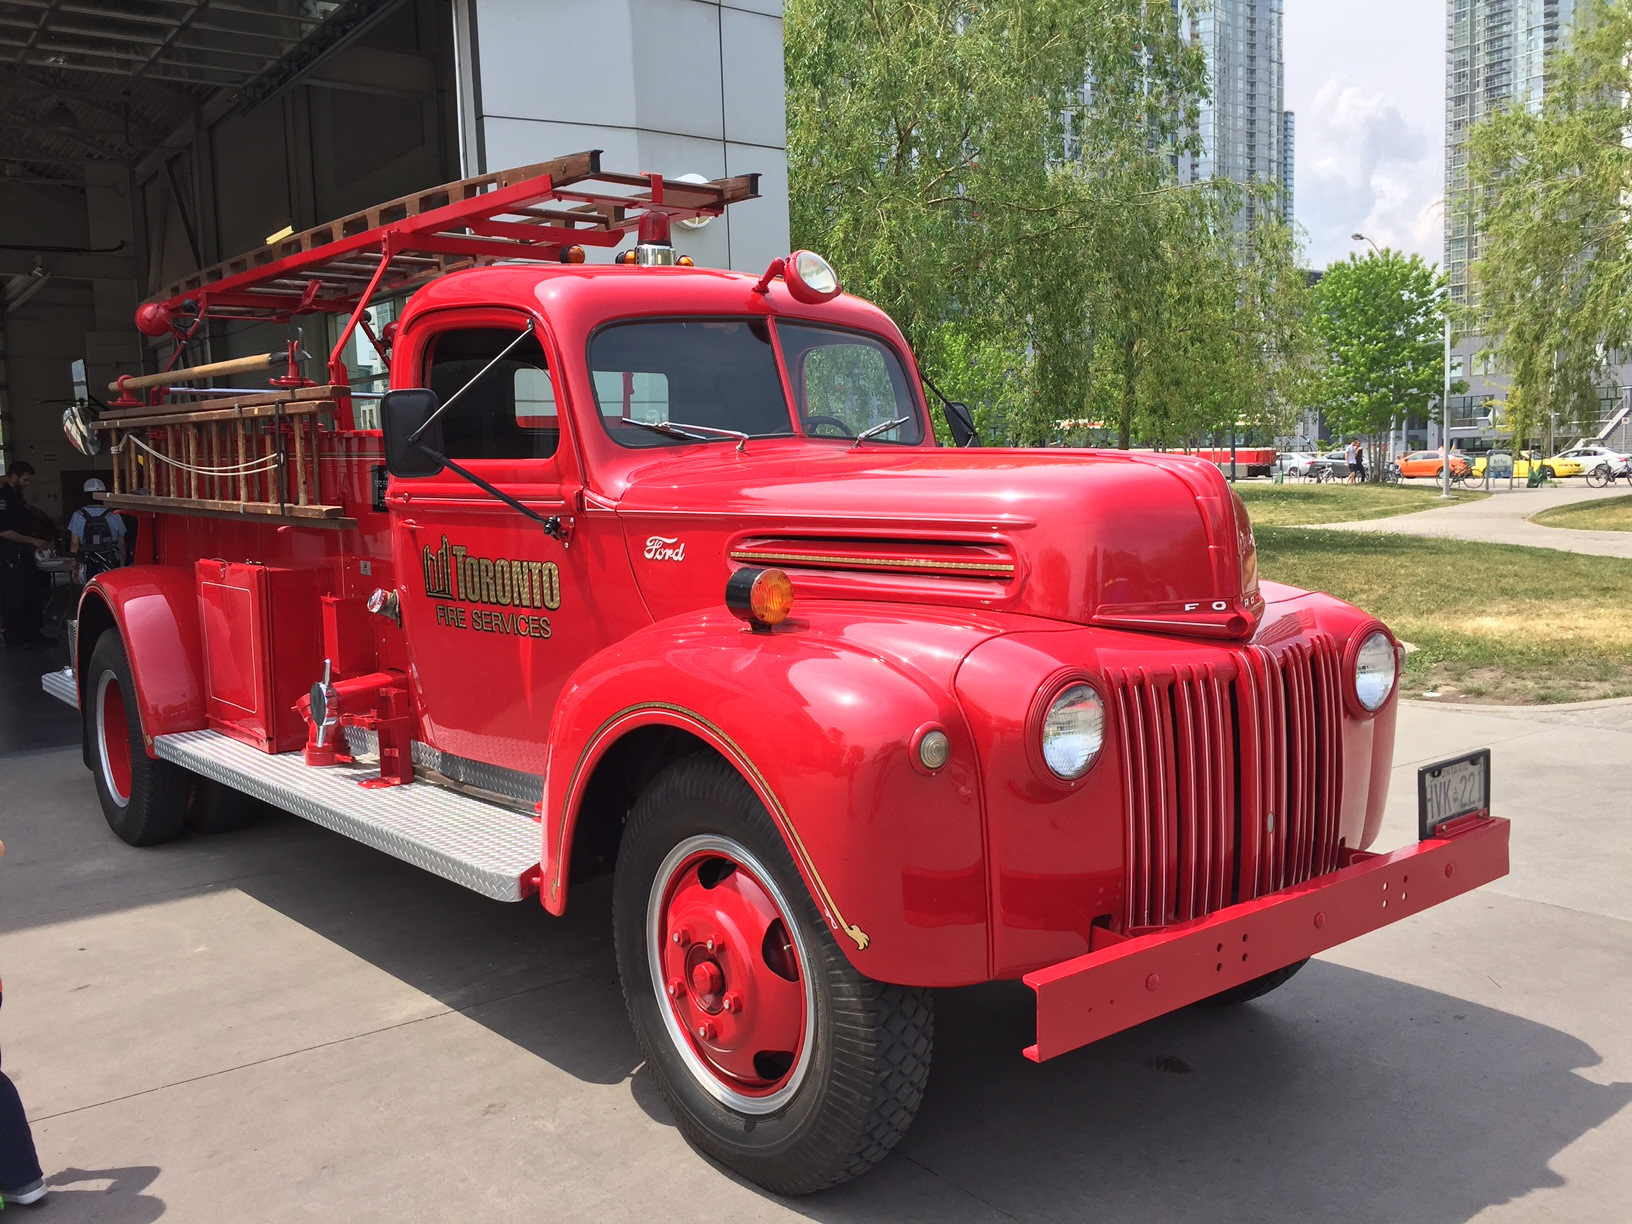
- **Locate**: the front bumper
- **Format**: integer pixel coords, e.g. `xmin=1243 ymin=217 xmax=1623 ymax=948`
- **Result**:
xmin=1024 ymin=816 xmax=1510 ymax=1061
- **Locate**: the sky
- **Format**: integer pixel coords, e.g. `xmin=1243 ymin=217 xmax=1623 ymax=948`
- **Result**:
xmin=1283 ymin=0 xmax=1446 ymax=271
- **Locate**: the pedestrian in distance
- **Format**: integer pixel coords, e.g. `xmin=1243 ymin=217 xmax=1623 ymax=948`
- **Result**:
xmin=1345 ymin=438 xmax=1361 ymax=485
xmin=0 ymin=840 xmax=47 ymax=1208
xmin=0 ymin=461 xmax=55 ymax=651
xmin=68 ymin=479 xmax=126 ymax=583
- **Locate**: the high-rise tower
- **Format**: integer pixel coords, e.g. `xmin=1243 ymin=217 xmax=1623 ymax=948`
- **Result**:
xmin=1445 ymin=0 xmax=1577 ymax=304
xmin=1182 ymin=0 xmax=1294 ymax=227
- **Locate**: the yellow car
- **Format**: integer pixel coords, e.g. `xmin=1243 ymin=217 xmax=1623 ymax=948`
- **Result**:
xmin=1470 ymin=450 xmax=1584 ymax=479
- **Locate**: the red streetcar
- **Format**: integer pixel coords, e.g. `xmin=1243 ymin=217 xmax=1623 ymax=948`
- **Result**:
xmin=45 ymin=153 xmax=1507 ymax=1194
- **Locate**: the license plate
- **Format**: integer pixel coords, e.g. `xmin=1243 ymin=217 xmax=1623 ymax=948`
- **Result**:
xmin=1418 ymin=749 xmax=1491 ymax=839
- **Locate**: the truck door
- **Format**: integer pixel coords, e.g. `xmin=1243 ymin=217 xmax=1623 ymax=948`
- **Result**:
xmin=386 ymin=309 xmax=647 ymax=782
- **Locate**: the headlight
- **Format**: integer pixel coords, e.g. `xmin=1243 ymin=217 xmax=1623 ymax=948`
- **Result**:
xmin=1353 ymin=630 xmax=1397 ymax=712
xmin=1040 ymin=683 xmax=1106 ymax=779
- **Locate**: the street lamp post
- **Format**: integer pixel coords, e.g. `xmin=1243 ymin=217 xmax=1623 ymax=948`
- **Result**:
xmin=1441 ymin=314 xmax=1453 ymax=499
xmin=1352 ymin=233 xmax=1385 ymax=472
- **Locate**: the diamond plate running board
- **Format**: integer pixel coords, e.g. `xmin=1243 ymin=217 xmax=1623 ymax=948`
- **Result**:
xmin=153 ymin=730 xmax=542 ymax=902
xmin=42 ymin=667 xmax=78 ymax=708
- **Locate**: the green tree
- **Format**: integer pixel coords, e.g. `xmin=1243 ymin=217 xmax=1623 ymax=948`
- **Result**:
xmin=785 ymin=0 xmax=1208 ymax=444
xmin=1467 ymin=0 xmax=1632 ymax=437
xmin=785 ymin=0 xmax=1316 ymax=451
xmin=1310 ymin=251 xmax=1450 ymax=478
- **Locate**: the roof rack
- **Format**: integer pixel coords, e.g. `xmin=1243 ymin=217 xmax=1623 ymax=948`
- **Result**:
xmin=123 ymin=150 xmax=759 ymax=416
xmin=147 ymin=150 xmax=757 ymax=321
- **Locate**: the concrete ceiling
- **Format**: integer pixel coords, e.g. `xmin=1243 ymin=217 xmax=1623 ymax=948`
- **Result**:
xmin=0 ymin=0 xmax=404 ymax=182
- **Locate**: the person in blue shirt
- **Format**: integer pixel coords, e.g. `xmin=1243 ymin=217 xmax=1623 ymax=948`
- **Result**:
xmin=68 ymin=479 xmax=125 ymax=581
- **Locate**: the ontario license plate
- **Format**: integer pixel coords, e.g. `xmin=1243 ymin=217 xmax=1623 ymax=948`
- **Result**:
xmin=1418 ymin=749 xmax=1491 ymax=839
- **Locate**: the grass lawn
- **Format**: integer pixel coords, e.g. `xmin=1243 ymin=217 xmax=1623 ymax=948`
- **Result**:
xmin=1530 ymin=493 xmax=1632 ymax=533
xmin=1256 ymin=527 xmax=1632 ymax=704
xmin=1234 ymin=482 xmax=1487 ymax=527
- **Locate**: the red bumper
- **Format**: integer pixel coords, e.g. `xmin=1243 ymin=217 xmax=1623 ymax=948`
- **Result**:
xmin=1024 ymin=817 xmax=1510 ymax=1062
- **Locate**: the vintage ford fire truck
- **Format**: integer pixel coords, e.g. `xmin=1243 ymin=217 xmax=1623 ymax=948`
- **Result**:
xmin=45 ymin=152 xmax=1508 ymax=1194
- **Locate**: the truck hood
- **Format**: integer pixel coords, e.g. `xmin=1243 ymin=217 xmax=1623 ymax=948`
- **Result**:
xmin=614 ymin=444 xmax=1261 ymax=637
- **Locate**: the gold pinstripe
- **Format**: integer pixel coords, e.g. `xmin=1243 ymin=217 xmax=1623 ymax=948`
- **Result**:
xmin=556 ymin=701 xmax=871 ymax=950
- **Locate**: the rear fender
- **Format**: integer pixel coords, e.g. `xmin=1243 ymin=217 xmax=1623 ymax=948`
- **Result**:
xmin=542 ymin=608 xmax=991 ymax=986
xmin=77 ymin=566 xmax=207 ymax=757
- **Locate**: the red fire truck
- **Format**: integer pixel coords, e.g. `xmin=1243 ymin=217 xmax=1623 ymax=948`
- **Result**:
xmin=45 ymin=152 xmax=1508 ymax=1194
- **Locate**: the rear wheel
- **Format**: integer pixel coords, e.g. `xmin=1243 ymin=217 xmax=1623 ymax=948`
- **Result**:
xmin=613 ymin=754 xmax=932 ymax=1195
xmin=1196 ymin=958 xmax=1308 ymax=1007
xmin=86 ymin=632 xmax=189 ymax=846
xmin=1587 ymin=465 xmax=1610 ymax=488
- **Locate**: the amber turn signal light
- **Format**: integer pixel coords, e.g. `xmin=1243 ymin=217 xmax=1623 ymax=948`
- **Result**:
xmin=558 ymin=245 xmax=586 ymax=264
xmin=726 ymin=567 xmax=793 ymax=631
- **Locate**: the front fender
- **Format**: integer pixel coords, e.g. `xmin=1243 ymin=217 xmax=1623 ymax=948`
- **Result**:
xmin=78 ymin=566 xmax=207 ymax=755
xmin=543 ymin=607 xmax=993 ymax=986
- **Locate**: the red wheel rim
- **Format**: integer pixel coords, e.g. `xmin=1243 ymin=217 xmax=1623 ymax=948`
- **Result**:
xmin=97 ymin=671 xmax=133 ymax=805
xmin=649 ymin=838 xmax=812 ymax=1111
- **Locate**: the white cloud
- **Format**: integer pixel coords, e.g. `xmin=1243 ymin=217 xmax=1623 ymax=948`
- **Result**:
xmin=1296 ymin=79 xmax=1442 ymax=269
xmin=1283 ymin=0 xmax=1445 ymax=271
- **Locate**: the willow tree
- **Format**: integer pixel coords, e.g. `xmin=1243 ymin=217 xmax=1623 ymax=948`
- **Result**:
xmin=785 ymin=0 xmax=1209 ymax=444
xmin=1468 ymin=0 xmax=1632 ymax=437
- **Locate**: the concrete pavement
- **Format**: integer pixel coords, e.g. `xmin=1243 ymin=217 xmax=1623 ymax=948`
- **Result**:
xmin=1313 ymin=482 xmax=1632 ymax=558
xmin=0 ymin=692 xmax=1628 ymax=1221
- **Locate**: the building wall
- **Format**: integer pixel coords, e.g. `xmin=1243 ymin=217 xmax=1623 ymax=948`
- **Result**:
xmin=457 ymin=0 xmax=789 ymax=272
xmin=1181 ymin=0 xmax=1292 ymax=227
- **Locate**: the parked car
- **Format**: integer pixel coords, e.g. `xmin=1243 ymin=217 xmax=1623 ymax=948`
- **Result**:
xmin=1471 ymin=450 xmax=1584 ymax=479
xmin=1396 ymin=450 xmax=1472 ymax=479
xmin=1274 ymin=451 xmax=1320 ymax=478
xmin=1555 ymin=444 xmax=1631 ymax=478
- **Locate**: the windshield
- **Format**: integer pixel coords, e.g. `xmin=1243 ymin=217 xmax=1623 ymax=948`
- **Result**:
xmin=777 ymin=322 xmax=924 ymax=444
xmin=589 ymin=319 xmax=795 ymax=448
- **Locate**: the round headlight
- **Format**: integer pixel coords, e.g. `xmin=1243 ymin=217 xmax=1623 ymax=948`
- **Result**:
xmin=1354 ymin=630 xmax=1397 ymax=711
xmin=1040 ymin=683 xmax=1105 ymax=779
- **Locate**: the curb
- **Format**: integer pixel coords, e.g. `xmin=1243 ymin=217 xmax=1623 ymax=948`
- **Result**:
xmin=1401 ymin=694 xmax=1632 ymax=713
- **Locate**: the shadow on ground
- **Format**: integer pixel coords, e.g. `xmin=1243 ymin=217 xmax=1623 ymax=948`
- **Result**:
xmin=7 ymin=745 xmax=1629 ymax=1222
xmin=38 ymin=1166 xmax=165 ymax=1223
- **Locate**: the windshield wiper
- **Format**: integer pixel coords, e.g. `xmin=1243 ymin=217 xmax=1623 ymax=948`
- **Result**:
xmin=621 ymin=416 xmax=751 ymax=452
xmin=851 ymin=416 xmax=912 ymax=448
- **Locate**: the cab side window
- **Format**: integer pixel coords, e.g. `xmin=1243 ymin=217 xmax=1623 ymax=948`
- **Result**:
xmin=425 ymin=327 xmax=559 ymax=460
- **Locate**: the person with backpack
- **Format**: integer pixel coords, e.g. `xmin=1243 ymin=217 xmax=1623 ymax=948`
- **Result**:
xmin=67 ymin=478 xmax=125 ymax=583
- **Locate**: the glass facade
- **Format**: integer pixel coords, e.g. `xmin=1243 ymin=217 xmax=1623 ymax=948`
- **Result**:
xmin=1180 ymin=0 xmax=1293 ymax=228
xmin=1444 ymin=0 xmax=1576 ymax=304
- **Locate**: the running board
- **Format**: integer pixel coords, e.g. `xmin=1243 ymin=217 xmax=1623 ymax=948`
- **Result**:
xmin=153 ymin=729 xmax=542 ymax=902
xmin=42 ymin=667 xmax=78 ymax=708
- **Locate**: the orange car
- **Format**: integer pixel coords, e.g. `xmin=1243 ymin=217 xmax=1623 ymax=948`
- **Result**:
xmin=1396 ymin=450 xmax=1471 ymax=479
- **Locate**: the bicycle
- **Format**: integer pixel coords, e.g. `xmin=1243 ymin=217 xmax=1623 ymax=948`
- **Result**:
xmin=1585 ymin=462 xmax=1629 ymax=488
xmin=1383 ymin=462 xmax=1403 ymax=486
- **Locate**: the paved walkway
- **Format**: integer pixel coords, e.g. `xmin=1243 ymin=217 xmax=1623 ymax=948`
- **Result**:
xmin=1311 ymin=481 xmax=1632 ymax=558
xmin=2 ymin=683 xmax=1629 ymax=1220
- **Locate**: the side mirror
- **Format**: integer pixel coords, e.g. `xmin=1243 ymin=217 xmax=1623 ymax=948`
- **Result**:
xmin=381 ymin=387 xmax=445 ymax=478
xmin=941 ymin=399 xmax=980 ymax=447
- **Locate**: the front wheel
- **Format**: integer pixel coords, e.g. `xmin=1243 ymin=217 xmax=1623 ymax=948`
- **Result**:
xmin=612 ymin=755 xmax=933 ymax=1195
xmin=1586 ymin=465 xmax=1610 ymax=488
xmin=85 ymin=631 xmax=190 ymax=846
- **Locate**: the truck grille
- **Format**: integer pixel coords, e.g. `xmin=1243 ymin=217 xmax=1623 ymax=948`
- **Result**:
xmin=1108 ymin=636 xmax=1345 ymax=931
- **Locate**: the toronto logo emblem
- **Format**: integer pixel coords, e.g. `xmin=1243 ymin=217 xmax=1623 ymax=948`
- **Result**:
xmin=644 ymin=535 xmax=686 ymax=562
